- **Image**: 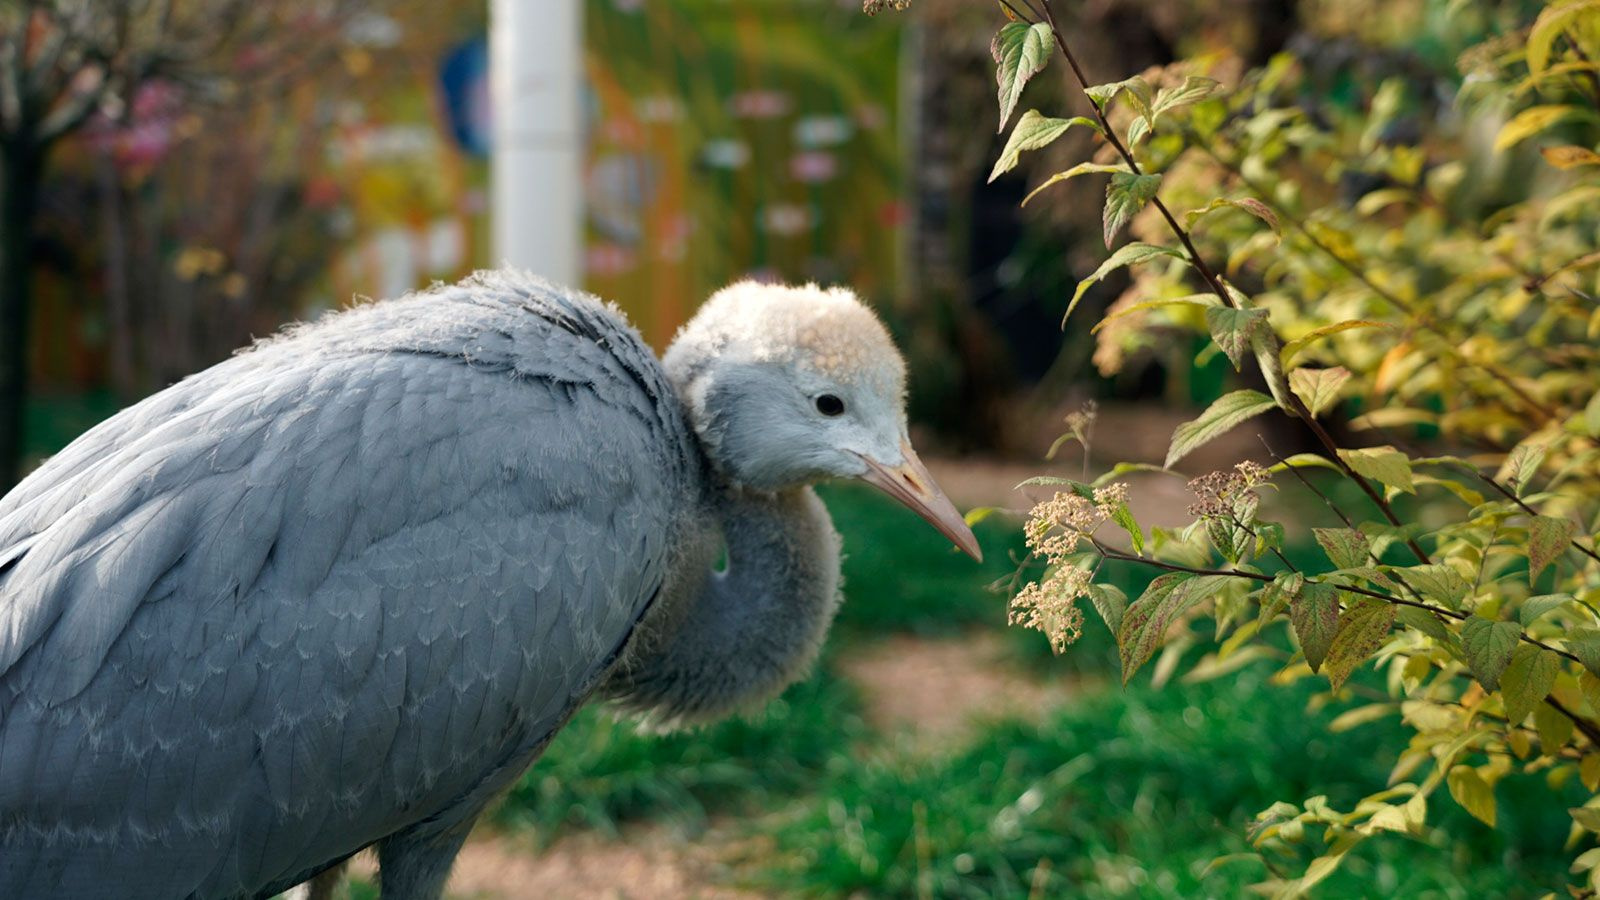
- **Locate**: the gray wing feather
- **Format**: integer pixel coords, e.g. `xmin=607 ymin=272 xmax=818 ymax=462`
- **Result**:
xmin=0 ymin=272 xmax=695 ymax=899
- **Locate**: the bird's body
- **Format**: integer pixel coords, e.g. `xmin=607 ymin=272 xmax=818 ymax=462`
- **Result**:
xmin=0 ymin=271 xmax=975 ymax=898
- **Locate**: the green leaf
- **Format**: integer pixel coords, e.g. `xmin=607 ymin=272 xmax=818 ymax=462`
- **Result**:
xmin=1568 ymin=632 xmax=1600 ymax=678
xmin=1392 ymin=564 xmax=1470 ymax=611
xmin=1205 ymin=306 xmax=1270 ymax=371
xmin=1091 ymin=462 xmax=1179 ymax=487
xmin=1269 ymin=453 xmax=1342 ymax=474
xmin=1255 ymin=521 xmax=1286 ymax=559
xmin=1109 ymin=502 xmax=1145 ymax=556
xmin=1585 ymin=390 xmax=1600 ymax=438
xmin=1313 ymin=528 xmax=1370 ymax=571
xmin=1448 ymin=766 xmax=1497 ymax=827
xmin=1064 ymin=242 xmax=1181 ymax=324
xmin=1151 ymin=75 xmax=1220 ymax=119
xmin=1290 ymin=583 xmax=1342 ymax=673
xmin=1084 ymin=76 xmax=1153 ymax=119
xmin=963 ymin=506 xmax=1000 ymax=527
xmin=1521 ymin=593 xmax=1575 ymax=626
xmin=1502 ymin=645 xmax=1561 ymax=723
xmin=1086 ymin=582 xmax=1128 ymax=634
xmin=989 ymin=111 xmax=1097 ymax=182
xmin=1494 ymin=105 xmax=1592 ymax=153
xmin=1117 ymin=573 xmax=1232 ymax=683
xmin=1528 ymin=515 xmax=1578 ymax=582
xmin=1461 ymin=617 xmax=1521 ymax=692
xmin=1290 ymin=367 xmax=1351 ymax=418
xmin=1102 ymin=173 xmax=1162 ymax=247
xmin=1529 ymin=1 xmax=1600 ymax=75
xmin=1013 ymin=476 xmax=1095 ymax=500
xmin=1337 ymin=446 xmax=1415 ymax=494
xmin=1165 ymin=390 xmax=1278 ymax=468
xmin=990 ymin=22 xmax=1054 ymax=131
xmin=1279 ymin=320 xmax=1390 ymax=365
xmin=1323 ymin=600 xmax=1395 ymax=691
xmin=1021 ymin=162 xmax=1130 ymax=207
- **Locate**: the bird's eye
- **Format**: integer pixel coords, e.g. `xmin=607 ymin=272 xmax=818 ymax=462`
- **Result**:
xmin=815 ymin=394 xmax=845 ymax=417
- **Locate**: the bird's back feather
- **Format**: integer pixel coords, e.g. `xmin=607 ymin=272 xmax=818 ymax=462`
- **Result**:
xmin=0 ymin=272 xmax=699 ymax=898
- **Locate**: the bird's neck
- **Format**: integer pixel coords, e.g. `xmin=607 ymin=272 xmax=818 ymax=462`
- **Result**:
xmin=601 ymin=483 xmax=842 ymax=728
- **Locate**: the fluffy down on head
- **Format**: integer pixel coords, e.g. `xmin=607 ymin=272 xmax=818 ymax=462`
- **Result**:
xmin=663 ymin=281 xmax=906 ymax=400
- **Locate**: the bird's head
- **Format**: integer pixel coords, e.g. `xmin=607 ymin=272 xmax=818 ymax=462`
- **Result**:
xmin=664 ymin=281 xmax=981 ymax=561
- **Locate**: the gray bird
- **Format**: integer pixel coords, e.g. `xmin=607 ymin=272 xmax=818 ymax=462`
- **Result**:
xmin=0 ymin=271 xmax=979 ymax=899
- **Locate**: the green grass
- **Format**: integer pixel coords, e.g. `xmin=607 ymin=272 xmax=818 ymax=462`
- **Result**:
xmin=750 ymin=664 xmax=1578 ymax=899
xmin=820 ymin=482 xmax=1026 ymax=638
xmin=493 ymin=660 xmax=866 ymax=841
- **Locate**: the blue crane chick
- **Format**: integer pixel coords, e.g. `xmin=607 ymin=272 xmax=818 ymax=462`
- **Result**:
xmin=0 ymin=271 xmax=979 ymax=899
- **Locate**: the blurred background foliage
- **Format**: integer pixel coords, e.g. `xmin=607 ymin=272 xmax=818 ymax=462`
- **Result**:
xmin=9 ymin=0 xmax=1600 ymax=897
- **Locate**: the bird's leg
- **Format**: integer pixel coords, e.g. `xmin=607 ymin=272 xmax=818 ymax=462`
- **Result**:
xmin=603 ymin=485 xmax=842 ymax=727
xmin=305 ymin=860 xmax=348 ymax=900
xmin=375 ymin=816 xmax=475 ymax=900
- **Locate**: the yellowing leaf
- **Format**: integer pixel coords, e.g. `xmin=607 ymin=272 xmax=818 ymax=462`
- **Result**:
xmin=1089 ymin=295 xmax=1217 ymax=335
xmin=1536 ymin=702 xmax=1575 ymax=755
xmin=1449 ymin=766 xmax=1497 ymax=827
xmin=990 ymin=22 xmax=1054 ymax=131
xmin=1394 ymin=564 xmax=1470 ymax=611
xmin=1542 ymin=145 xmax=1600 ymax=169
xmin=1151 ymin=75 xmax=1220 ymax=119
xmin=1337 ymin=446 xmax=1416 ymax=494
xmin=1584 ymin=755 xmax=1600 ymax=792
xmin=1528 ymin=1 xmax=1600 ymax=75
xmin=1572 ymin=806 xmax=1600 ymax=833
xmin=1502 ymin=645 xmax=1561 ymax=724
xmin=1313 ymin=527 xmax=1369 ymax=570
xmin=1323 ymin=600 xmax=1395 ymax=691
xmin=1084 ymin=76 xmax=1153 ymax=119
xmin=1291 ymin=367 xmax=1352 ymax=418
xmin=1165 ymin=390 xmax=1279 ymax=468
xmin=1279 ymin=320 xmax=1391 ymax=365
xmin=1529 ymin=515 xmax=1578 ymax=582
xmin=1498 ymin=440 xmax=1550 ymax=493
xmin=1022 ymin=162 xmax=1130 ymax=207
xmin=1184 ymin=196 xmax=1280 ymax=234
xmin=1116 ymin=573 xmax=1232 ymax=683
xmin=1102 ymin=172 xmax=1162 ymax=247
xmin=1583 ymin=670 xmax=1600 ymax=714
xmin=1065 ymin=242 xmax=1181 ymax=324
xmin=1290 ymin=582 xmax=1342 ymax=673
xmin=989 ymin=111 xmax=1098 ymax=182
xmin=1494 ymin=105 xmax=1589 ymax=153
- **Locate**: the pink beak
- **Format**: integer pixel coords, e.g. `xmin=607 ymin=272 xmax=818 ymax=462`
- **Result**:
xmin=855 ymin=441 xmax=983 ymax=562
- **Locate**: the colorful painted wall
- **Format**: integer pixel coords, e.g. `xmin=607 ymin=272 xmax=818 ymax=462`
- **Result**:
xmin=30 ymin=0 xmax=908 ymax=406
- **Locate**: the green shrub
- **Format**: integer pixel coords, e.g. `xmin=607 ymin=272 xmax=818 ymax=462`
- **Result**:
xmin=876 ymin=0 xmax=1600 ymax=892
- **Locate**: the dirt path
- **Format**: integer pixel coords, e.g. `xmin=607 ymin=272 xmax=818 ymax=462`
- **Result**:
xmin=837 ymin=632 xmax=1076 ymax=751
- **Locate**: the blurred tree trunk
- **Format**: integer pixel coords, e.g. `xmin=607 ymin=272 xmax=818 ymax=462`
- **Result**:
xmin=0 ymin=140 xmax=40 ymax=492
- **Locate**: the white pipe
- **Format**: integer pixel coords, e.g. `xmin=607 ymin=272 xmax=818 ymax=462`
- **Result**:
xmin=490 ymin=0 xmax=583 ymax=285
